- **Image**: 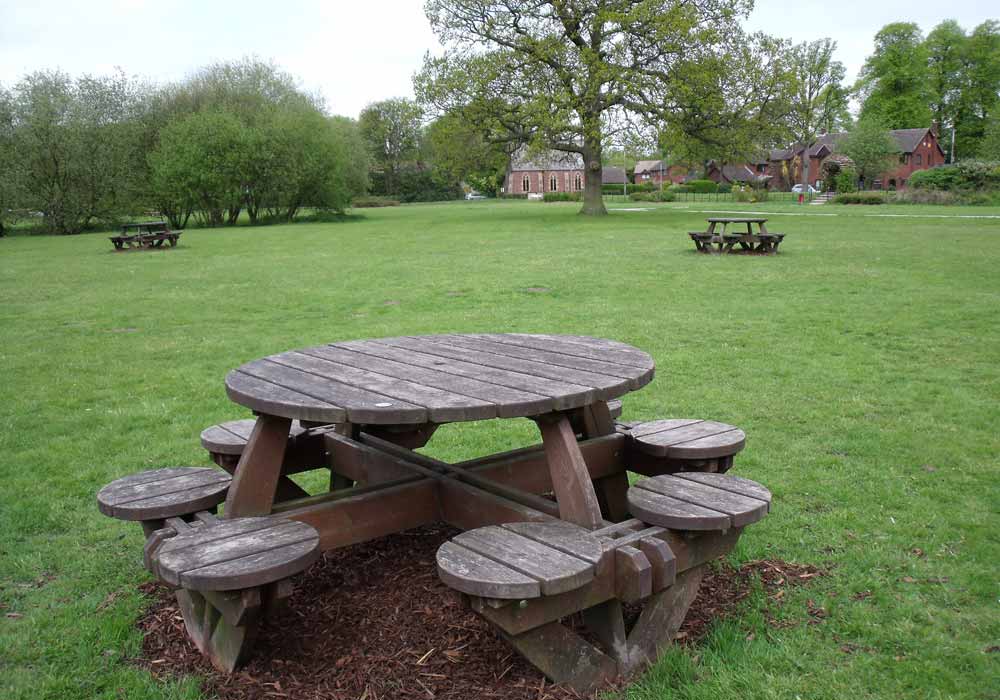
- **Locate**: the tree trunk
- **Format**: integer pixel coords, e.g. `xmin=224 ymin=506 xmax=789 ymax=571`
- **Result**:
xmin=801 ymin=143 xmax=810 ymax=201
xmin=580 ymin=137 xmax=607 ymax=216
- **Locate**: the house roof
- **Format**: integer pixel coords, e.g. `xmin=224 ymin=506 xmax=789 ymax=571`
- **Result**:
xmin=633 ymin=159 xmax=664 ymax=174
xmin=708 ymin=162 xmax=761 ymax=183
xmin=509 ymin=145 xmax=583 ymax=172
xmin=891 ymin=128 xmax=934 ymax=153
xmin=602 ymin=166 xmax=627 ymax=184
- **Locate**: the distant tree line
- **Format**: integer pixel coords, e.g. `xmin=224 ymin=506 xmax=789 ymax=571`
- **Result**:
xmin=0 ymin=59 xmax=369 ymax=235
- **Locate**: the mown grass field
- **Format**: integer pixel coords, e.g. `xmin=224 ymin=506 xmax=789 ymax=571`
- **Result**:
xmin=1 ymin=200 xmax=998 ymax=699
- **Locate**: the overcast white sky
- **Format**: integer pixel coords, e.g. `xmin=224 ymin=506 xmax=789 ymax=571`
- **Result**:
xmin=0 ymin=1 xmax=995 ymax=119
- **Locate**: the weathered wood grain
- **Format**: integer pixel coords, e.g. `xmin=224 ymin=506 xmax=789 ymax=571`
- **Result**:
xmin=97 ymin=467 xmax=230 ymax=521
xmin=628 ymin=473 xmax=771 ymax=530
xmin=200 ymin=419 xmax=308 ymax=456
xmin=436 ymin=541 xmax=541 ymax=599
xmin=627 ymin=419 xmax=746 ymax=459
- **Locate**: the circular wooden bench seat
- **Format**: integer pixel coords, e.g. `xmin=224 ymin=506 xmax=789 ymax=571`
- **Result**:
xmin=626 ymin=419 xmax=745 ymax=459
xmin=437 ymin=521 xmax=604 ymax=599
xmin=152 ymin=517 xmax=321 ymax=591
xmin=200 ymin=419 xmax=309 ymax=457
xmin=97 ymin=467 xmax=231 ymax=522
xmin=627 ymin=473 xmax=771 ymax=531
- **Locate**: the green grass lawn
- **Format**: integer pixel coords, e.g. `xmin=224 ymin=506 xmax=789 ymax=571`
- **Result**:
xmin=1 ymin=200 xmax=998 ymax=699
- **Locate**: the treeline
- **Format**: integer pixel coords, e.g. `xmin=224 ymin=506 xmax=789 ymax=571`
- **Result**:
xmin=0 ymin=59 xmax=369 ymax=235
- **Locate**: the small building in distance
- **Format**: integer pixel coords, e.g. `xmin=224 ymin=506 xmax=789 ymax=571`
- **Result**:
xmin=705 ymin=161 xmax=770 ymax=186
xmin=633 ymin=159 xmax=688 ymax=186
xmin=602 ymin=165 xmax=628 ymax=185
xmin=504 ymin=146 xmax=585 ymax=195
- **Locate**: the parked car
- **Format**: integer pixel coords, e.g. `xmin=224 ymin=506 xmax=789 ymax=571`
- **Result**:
xmin=791 ymin=184 xmax=819 ymax=194
xmin=465 ymin=192 xmax=487 ymax=200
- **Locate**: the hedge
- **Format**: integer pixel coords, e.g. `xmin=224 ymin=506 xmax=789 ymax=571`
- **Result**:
xmin=542 ymin=192 xmax=582 ymax=202
xmin=629 ymin=190 xmax=676 ymax=202
xmin=833 ymin=192 xmax=885 ymax=205
xmin=686 ymin=179 xmax=718 ymax=193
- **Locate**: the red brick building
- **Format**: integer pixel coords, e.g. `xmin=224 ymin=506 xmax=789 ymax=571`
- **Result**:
xmin=633 ymin=160 xmax=688 ymax=185
xmin=504 ymin=146 xmax=585 ymax=194
xmin=766 ymin=128 xmax=945 ymax=190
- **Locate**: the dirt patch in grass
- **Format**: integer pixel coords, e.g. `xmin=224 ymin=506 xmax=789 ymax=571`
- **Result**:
xmin=134 ymin=525 xmax=823 ymax=700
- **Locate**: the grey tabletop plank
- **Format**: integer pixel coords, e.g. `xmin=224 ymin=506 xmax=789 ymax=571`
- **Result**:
xmin=675 ymin=472 xmax=772 ymax=503
xmin=226 ymin=370 xmax=348 ymax=424
xmin=339 ymin=339 xmax=594 ymax=410
xmin=446 ymin=334 xmax=652 ymax=387
xmin=305 ymin=345 xmax=554 ymax=417
xmin=485 ymin=333 xmax=655 ymax=370
xmin=381 ymin=336 xmax=628 ymax=399
xmin=271 ymin=351 xmax=497 ymax=423
xmin=501 ymin=521 xmax=605 ymax=564
xmin=627 ymin=487 xmax=732 ymax=531
xmin=227 ymin=334 xmax=655 ymax=425
xmin=239 ymin=359 xmax=428 ymax=425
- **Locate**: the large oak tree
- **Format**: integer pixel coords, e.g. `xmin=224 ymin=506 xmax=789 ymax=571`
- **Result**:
xmin=416 ymin=0 xmax=764 ymax=215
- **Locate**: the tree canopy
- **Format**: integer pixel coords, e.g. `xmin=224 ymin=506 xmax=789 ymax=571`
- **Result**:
xmin=416 ymin=0 xmax=773 ymax=215
xmin=856 ymin=23 xmax=933 ymax=129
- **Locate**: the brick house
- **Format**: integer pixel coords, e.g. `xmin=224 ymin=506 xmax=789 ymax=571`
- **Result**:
xmin=602 ymin=166 xmax=627 ymax=185
xmin=504 ymin=146 xmax=585 ymax=194
xmin=633 ymin=160 xmax=688 ymax=185
xmin=705 ymin=161 xmax=770 ymax=186
xmin=766 ymin=127 xmax=945 ymax=190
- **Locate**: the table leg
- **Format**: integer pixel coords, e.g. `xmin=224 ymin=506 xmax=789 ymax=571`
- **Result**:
xmin=535 ymin=413 xmax=604 ymax=529
xmin=224 ymin=413 xmax=292 ymax=517
xmin=580 ymin=402 xmax=630 ymax=522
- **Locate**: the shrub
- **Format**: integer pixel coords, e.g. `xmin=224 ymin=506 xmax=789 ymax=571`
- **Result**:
xmin=352 ymin=196 xmax=400 ymax=207
xmin=833 ymin=168 xmax=858 ymax=194
xmin=602 ymin=183 xmax=654 ymax=195
xmin=833 ymin=192 xmax=885 ymax=205
xmin=668 ymin=184 xmax=691 ymax=193
xmin=629 ymin=190 xmax=675 ymax=202
xmin=686 ymin=179 xmax=718 ymax=193
xmin=717 ymin=183 xmax=732 ymax=193
xmin=908 ymin=161 xmax=1000 ymax=191
xmin=542 ymin=191 xmax=581 ymax=202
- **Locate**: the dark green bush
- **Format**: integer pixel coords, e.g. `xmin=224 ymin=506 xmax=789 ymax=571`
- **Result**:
xmin=908 ymin=161 xmax=1000 ymax=191
xmin=833 ymin=168 xmax=858 ymax=194
xmin=352 ymin=196 xmax=400 ymax=208
xmin=629 ymin=190 xmax=676 ymax=202
xmin=686 ymin=179 xmax=718 ymax=193
xmin=833 ymin=192 xmax=885 ymax=205
xmin=602 ymin=183 xmax=654 ymax=195
xmin=717 ymin=183 xmax=732 ymax=193
xmin=668 ymin=184 xmax=691 ymax=193
xmin=542 ymin=191 xmax=582 ymax=202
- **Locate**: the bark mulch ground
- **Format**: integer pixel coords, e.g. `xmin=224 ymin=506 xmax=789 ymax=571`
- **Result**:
xmin=134 ymin=524 xmax=824 ymax=700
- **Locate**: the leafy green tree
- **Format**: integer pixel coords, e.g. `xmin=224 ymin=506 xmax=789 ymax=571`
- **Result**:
xmin=423 ymin=112 xmax=509 ymax=195
xmin=785 ymin=39 xmax=851 ymax=191
xmin=955 ymin=21 xmax=1000 ymax=159
xmin=0 ymin=85 xmax=17 ymax=236
xmin=978 ymin=117 xmax=1000 ymax=160
xmin=359 ymin=98 xmax=424 ymax=195
xmin=839 ymin=118 xmax=900 ymax=187
xmin=925 ymin=20 xmax=967 ymax=161
xmin=416 ymin=0 xmax=772 ymax=216
xmin=857 ymin=23 xmax=932 ymax=128
xmin=7 ymin=70 xmax=145 ymax=234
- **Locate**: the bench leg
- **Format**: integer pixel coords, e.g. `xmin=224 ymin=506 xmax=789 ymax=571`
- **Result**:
xmin=622 ymin=564 xmax=705 ymax=673
xmin=502 ymin=620 xmax=619 ymax=693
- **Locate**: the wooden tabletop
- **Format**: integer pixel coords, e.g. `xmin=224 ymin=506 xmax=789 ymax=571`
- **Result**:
xmin=706 ymin=218 xmax=767 ymax=223
xmin=225 ymin=334 xmax=655 ymax=425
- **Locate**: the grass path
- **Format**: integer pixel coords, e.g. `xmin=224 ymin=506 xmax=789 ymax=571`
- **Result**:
xmin=1 ymin=201 xmax=997 ymax=699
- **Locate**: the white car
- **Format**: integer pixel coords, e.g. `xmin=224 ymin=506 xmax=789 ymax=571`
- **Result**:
xmin=791 ymin=184 xmax=819 ymax=194
xmin=465 ymin=192 xmax=487 ymax=200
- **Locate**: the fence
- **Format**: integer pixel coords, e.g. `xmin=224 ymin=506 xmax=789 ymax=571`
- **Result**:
xmin=603 ymin=191 xmax=805 ymax=204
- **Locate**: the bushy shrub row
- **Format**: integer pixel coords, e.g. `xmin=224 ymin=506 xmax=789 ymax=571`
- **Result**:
xmin=889 ymin=189 xmax=1000 ymax=206
xmin=629 ymin=190 xmax=676 ymax=202
xmin=908 ymin=161 xmax=1000 ymax=191
xmin=351 ymin=196 xmax=400 ymax=208
xmin=368 ymin=169 xmax=463 ymax=203
xmin=686 ymin=179 xmax=719 ymax=193
xmin=543 ymin=192 xmax=582 ymax=202
xmin=833 ymin=192 xmax=885 ymax=205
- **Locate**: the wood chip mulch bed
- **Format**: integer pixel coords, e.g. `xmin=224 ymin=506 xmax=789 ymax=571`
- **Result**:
xmin=134 ymin=524 xmax=824 ymax=700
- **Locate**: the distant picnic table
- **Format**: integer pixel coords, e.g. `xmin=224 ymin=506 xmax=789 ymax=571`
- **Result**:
xmin=688 ymin=217 xmax=784 ymax=255
xmin=109 ymin=221 xmax=181 ymax=251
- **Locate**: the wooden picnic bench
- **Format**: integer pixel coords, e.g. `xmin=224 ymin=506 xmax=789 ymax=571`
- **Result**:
xmin=689 ymin=217 xmax=784 ymax=255
xmin=110 ymin=221 xmax=181 ymax=251
xmin=97 ymin=334 xmax=771 ymax=690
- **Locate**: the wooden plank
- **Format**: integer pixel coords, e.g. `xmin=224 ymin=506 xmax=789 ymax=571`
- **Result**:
xmin=628 ymin=418 xmax=703 ymax=439
xmin=304 ymin=344 xmax=553 ymax=417
xmin=372 ymin=337 xmax=604 ymax=406
xmin=491 ymin=334 xmax=655 ymax=370
xmin=443 ymin=334 xmax=652 ymax=386
xmin=438 ymin=479 xmax=556 ymax=532
xmin=97 ymin=468 xmax=230 ymax=521
xmin=630 ymin=420 xmax=743 ymax=458
xmin=622 ymin=564 xmax=705 ymax=673
xmin=156 ymin=520 xmax=319 ymax=590
xmin=240 ymin=359 xmax=427 ymax=425
xmin=501 ymin=521 xmax=606 ymax=564
xmin=453 ymin=526 xmax=596 ymax=595
xmin=502 ymin=621 xmax=619 ymax=693
xmin=635 ymin=475 xmax=768 ymax=527
xmin=626 ymin=486 xmax=731 ymax=531
xmin=396 ymin=336 xmax=634 ymax=397
xmin=223 ymin=414 xmax=291 ymax=518
xmin=270 ymin=351 xmax=496 ymax=423
xmin=536 ymin=414 xmax=604 ymax=530
xmin=225 ymin=370 xmax=347 ymax=423
xmin=615 ymin=545 xmax=653 ymax=603
xmin=666 ymin=428 xmax=745 ymax=459
xmin=675 ymin=472 xmax=772 ymax=503
xmin=436 ymin=541 xmax=541 ymax=599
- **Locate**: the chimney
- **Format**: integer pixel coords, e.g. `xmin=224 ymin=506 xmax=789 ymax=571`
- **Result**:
xmin=931 ymin=120 xmax=940 ymax=137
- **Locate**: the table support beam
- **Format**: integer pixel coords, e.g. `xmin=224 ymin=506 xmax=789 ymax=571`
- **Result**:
xmin=535 ymin=413 xmax=605 ymax=530
xmin=224 ymin=414 xmax=291 ymax=517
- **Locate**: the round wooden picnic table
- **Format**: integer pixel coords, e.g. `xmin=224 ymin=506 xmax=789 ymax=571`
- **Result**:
xmin=221 ymin=334 xmax=655 ymax=530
